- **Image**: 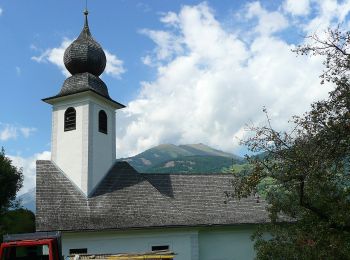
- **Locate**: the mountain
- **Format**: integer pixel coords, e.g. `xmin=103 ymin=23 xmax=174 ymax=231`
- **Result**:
xmin=120 ymin=143 xmax=243 ymax=172
xmin=18 ymin=188 xmax=36 ymax=213
xmin=146 ymin=155 xmax=242 ymax=173
xmin=178 ymin=144 xmax=237 ymax=158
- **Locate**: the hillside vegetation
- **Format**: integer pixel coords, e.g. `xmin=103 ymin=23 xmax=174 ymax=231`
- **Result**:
xmin=146 ymin=155 xmax=243 ymax=173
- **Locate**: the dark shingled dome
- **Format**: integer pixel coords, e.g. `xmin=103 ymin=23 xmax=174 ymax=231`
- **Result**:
xmin=60 ymin=72 xmax=110 ymax=98
xmin=64 ymin=11 xmax=106 ymax=77
xmin=43 ymin=10 xmax=125 ymax=108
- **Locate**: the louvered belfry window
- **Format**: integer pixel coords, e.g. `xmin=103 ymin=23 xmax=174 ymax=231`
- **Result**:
xmin=64 ymin=107 xmax=76 ymax=131
xmin=99 ymin=110 xmax=107 ymax=134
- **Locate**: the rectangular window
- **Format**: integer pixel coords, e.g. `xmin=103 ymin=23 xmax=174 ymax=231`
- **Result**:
xmin=151 ymin=245 xmax=169 ymax=251
xmin=69 ymin=248 xmax=87 ymax=255
xmin=1 ymin=245 xmax=49 ymax=260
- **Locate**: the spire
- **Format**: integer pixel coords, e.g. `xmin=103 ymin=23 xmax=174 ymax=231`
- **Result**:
xmin=63 ymin=10 xmax=106 ymax=77
xmin=79 ymin=9 xmax=91 ymax=38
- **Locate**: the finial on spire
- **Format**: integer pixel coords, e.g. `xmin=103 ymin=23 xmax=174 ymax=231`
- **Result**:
xmin=83 ymin=8 xmax=89 ymax=28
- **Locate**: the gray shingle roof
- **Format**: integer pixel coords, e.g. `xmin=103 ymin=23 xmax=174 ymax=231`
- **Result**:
xmin=36 ymin=160 xmax=269 ymax=232
xmin=59 ymin=72 xmax=109 ymax=98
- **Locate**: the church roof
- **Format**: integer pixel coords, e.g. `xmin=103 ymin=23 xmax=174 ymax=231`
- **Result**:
xmin=36 ymin=160 xmax=269 ymax=232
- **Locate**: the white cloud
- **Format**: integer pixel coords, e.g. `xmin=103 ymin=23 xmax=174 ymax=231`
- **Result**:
xmin=31 ymin=38 xmax=72 ymax=77
xmin=283 ymin=0 xmax=310 ymax=16
xmin=140 ymin=29 xmax=183 ymax=65
xmin=0 ymin=8 xmax=3 ymax=16
xmin=303 ymin=0 xmax=350 ymax=34
xmin=246 ymin=1 xmax=289 ymax=35
xmin=115 ymin=2 xmax=332 ymax=158
xmin=105 ymin=50 xmax=125 ymax=78
xmin=0 ymin=125 xmax=17 ymax=141
xmin=31 ymin=38 xmax=125 ymax=78
xmin=9 ymin=151 xmax=51 ymax=195
xmin=160 ymin=11 xmax=180 ymax=26
xmin=0 ymin=124 xmax=36 ymax=141
xmin=20 ymin=127 xmax=36 ymax=138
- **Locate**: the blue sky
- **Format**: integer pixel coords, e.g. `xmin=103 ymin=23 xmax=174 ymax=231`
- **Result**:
xmin=1 ymin=0 xmax=349 ymax=194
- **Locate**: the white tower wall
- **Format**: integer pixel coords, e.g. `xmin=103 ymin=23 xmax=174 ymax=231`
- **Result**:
xmin=50 ymin=93 xmax=117 ymax=196
xmin=89 ymin=100 xmax=116 ymax=193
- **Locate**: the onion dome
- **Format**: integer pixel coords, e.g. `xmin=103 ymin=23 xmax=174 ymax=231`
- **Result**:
xmin=63 ymin=10 xmax=106 ymax=77
xmin=43 ymin=10 xmax=125 ymax=109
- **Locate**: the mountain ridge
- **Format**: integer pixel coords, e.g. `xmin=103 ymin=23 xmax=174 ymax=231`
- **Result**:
xmin=119 ymin=143 xmax=242 ymax=172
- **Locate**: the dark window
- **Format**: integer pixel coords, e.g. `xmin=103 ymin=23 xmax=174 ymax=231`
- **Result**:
xmin=69 ymin=248 xmax=87 ymax=255
xmin=152 ymin=245 xmax=169 ymax=251
xmin=64 ymin=107 xmax=76 ymax=131
xmin=1 ymin=245 xmax=49 ymax=260
xmin=99 ymin=110 xmax=107 ymax=134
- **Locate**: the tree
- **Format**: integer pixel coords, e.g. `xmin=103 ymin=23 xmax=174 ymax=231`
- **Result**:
xmin=0 ymin=147 xmax=28 ymax=241
xmin=229 ymin=28 xmax=350 ymax=259
xmin=0 ymin=148 xmax=23 ymax=214
xmin=0 ymin=209 xmax=35 ymax=242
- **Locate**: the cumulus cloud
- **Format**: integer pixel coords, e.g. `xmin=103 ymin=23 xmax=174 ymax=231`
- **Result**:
xmin=283 ymin=0 xmax=310 ymax=16
xmin=246 ymin=1 xmax=289 ymax=35
xmin=0 ymin=124 xmax=36 ymax=141
xmin=304 ymin=0 xmax=350 ymax=34
xmin=105 ymin=50 xmax=126 ymax=78
xmin=115 ymin=2 xmax=333 ymax=158
xmin=0 ymin=125 xmax=17 ymax=141
xmin=31 ymin=39 xmax=125 ymax=78
xmin=9 ymin=151 xmax=51 ymax=195
xmin=31 ymin=39 xmax=71 ymax=77
xmin=140 ymin=29 xmax=183 ymax=64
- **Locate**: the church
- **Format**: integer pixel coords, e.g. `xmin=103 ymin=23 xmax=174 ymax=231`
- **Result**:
xmin=36 ymin=10 xmax=269 ymax=260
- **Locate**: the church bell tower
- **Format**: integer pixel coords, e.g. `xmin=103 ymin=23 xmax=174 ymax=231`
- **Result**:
xmin=43 ymin=10 xmax=125 ymax=196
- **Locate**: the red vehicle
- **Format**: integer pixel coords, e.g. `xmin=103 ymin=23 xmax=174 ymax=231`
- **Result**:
xmin=0 ymin=232 xmax=63 ymax=260
xmin=0 ymin=232 xmax=175 ymax=260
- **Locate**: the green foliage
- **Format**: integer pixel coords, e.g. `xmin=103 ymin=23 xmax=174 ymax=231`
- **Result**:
xmin=252 ymin=222 xmax=350 ymax=260
xmin=0 ymin=209 xmax=35 ymax=242
xmin=229 ymin=27 xmax=350 ymax=259
xmin=0 ymin=148 xmax=23 ymax=214
xmin=222 ymin=162 xmax=250 ymax=174
xmin=0 ymin=148 xmax=33 ymax=242
xmin=146 ymin=155 xmax=244 ymax=173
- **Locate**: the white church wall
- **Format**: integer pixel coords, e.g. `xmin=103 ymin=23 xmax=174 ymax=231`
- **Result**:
xmin=62 ymin=229 xmax=198 ymax=260
xmin=198 ymin=226 xmax=256 ymax=260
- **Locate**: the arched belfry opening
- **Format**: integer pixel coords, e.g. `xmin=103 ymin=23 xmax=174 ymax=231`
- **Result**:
xmin=64 ymin=107 xmax=76 ymax=131
xmin=99 ymin=110 xmax=107 ymax=134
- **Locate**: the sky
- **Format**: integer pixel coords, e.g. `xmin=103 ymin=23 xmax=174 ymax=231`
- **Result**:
xmin=1 ymin=0 xmax=349 ymax=195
